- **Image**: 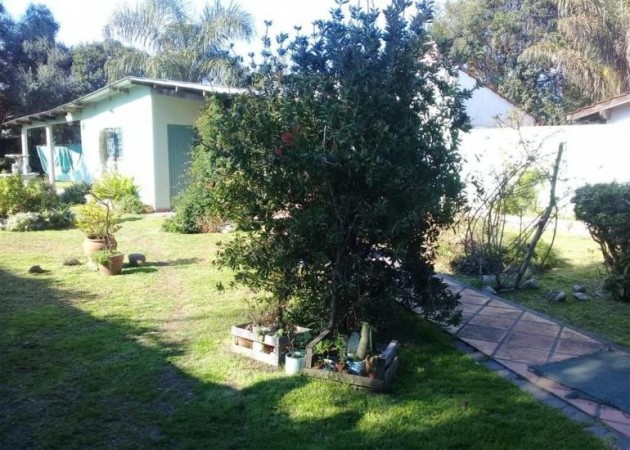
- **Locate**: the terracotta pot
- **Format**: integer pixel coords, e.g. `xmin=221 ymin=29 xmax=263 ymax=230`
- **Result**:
xmin=98 ymin=253 xmax=125 ymax=276
xmin=83 ymin=236 xmax=117 ymax=263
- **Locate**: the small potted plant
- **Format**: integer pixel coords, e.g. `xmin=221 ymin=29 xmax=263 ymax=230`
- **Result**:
xmin=284 ymin=330 xmax=312 ymax=375
xmin=76 ymin=196 xmax=121 ymax=265
xmin=93 ymin=248 xmax=125 ymax=276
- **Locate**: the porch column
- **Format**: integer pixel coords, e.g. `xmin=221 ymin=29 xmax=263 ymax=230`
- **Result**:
xmin=45 ymin=124 xmax=56 ymax=190
xmin=20 ymin=127 xmax=30 ymax=173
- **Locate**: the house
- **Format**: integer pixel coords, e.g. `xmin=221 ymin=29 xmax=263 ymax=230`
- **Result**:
xmin=567 ymin=92 xmax=630 ymax=124
xmin=457 ymin=70 xmax=536 ymax=128
xmin=4 ymin=77 xmax=242 ymax=211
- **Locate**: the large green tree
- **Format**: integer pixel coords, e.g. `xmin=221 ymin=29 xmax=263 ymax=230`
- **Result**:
xmin=104 ymin=0 xmax=254 ymax=84
xmin=433 ymin=0 xmax=587 ymax=123
xmin=521 ymin=0 xmax=630 ymax=101
xmin=200 ymin=0 xmax=466 ymax=332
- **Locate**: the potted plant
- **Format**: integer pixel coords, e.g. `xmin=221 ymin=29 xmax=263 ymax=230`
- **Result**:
xmin=284 ymin=330 xmax=312 ymax=375
xmin=93 ymin=249 xmax=125 ymax=276
xmin=76 ymin=197 xmax=121 ymax=265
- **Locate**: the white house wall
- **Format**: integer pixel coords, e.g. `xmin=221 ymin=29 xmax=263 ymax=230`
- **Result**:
xmin=459 ymin=123 xmax=630 ymax=214
xmin=151 ymin=92 xmax=206 ymax=210
xmin=78 ymin=86 xmax=156 ymax=207
xmin=609 ymin=105 xmax=630 ymax=124
xmin=458 ymin=71 xmax=536 ymax=128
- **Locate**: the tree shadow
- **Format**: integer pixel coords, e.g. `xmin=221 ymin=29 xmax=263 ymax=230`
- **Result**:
xmin=0 ymin=268 xmax=609 ymax=449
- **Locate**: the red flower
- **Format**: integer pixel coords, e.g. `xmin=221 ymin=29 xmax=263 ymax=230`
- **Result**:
xmin=274 ymin=147 xmax=283 ymax=156
xmin=281 ymin=131 xmax=294 ymax=146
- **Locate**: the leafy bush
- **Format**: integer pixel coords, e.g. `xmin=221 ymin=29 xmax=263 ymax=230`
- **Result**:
xmin=573 ymin=182 xmax=630 ymax=300
xmin=162 ymin=147 xmax=223 ymax=233
xmin=115 ymin=194 xmax=145 ymax=214
xmin=59 ymin=182 xmax=91 ymax=205
xmin=1 ymin=209 xmax=74 ymax=232
xmin=203 ymin=2 xmax=468 ymax=333
xmin=92 ymin=172 xmax=139 ymax=201
xmin=0 ymin=174 xmax=59 ymax=217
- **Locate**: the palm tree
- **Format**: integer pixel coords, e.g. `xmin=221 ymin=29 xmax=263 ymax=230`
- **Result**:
xmin=104 ymin=0 xmax=254 ymax=84
xmin=521 ymin=0 xmax=630 ymax=100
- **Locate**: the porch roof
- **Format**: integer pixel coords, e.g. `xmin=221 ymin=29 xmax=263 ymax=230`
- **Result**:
xmin=566 ymin=91 xmax=630 ymax=123
xmin=3 ymin=77 xmax=245 ymax=127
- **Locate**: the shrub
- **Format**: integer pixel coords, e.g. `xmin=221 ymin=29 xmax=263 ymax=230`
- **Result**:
xmin=0 ymin=174 xmax=58 ymax=217
xmin=115 ymin=194 xmax=145 ymax=214
xmin=2 ymin=209 xmax=74 ymax=232
xmin=162 ymin=147 xmax=223 ymax=233
xmin=59 ymin=182 xmax=91 ymax=205
xmin=92 ymin=172 xmax=139 ymax=201
xmin=203 ymin=2 xmax=468 ymax=333
xmin=572 ymin=182 xmax=630 ymax=300
xmin=76 ymin=201 xmax=121 ymax=239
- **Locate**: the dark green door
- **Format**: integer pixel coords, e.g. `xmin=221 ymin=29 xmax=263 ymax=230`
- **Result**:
xmin=167 ymin=124 xmax=195 ymax=204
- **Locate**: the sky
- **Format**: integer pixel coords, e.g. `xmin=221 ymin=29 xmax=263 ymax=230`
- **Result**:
xmin=2 ymin=0 xmax=409 ymax=58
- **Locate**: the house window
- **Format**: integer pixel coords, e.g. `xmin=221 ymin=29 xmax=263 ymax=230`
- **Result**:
xmin=99 ymin=128 xmax=123 ymax=171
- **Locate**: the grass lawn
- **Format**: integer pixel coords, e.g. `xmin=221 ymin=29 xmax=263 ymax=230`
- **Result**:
xmin=437 ymin=227 xmax=630 ymax=348
xmin=0 ymin=215 xmax=606 ymax=449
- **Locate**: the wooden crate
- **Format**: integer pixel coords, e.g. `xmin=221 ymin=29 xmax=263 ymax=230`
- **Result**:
xmin=230 ymin=323 xmax=311 ymax=367
xmin=303 ymin=329 xmax=400 ymax=391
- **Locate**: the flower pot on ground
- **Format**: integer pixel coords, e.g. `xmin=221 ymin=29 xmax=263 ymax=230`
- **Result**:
xmin=94 ymin=250 xmax=125 ymax=276
xmin=76 ymin=198 xmax=121 ymax=265
xmin=285 ymin=351 xmax=306 ymax=375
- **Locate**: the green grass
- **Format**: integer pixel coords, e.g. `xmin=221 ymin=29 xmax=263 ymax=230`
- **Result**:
xmin=437 ymin=227 xmax=630 ymax=347
xmin=0 ymin=216 xmax=605 ymax=449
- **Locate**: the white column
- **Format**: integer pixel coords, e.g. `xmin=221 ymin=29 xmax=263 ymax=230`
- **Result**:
xmin=45 ymin=125 xmax=56 ymax=190
xmin=20 ymin=127 xmax=30 ymax=173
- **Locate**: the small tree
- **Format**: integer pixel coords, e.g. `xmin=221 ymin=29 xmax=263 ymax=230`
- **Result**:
xmin=204 ymin=0 xmax=468 ymax=332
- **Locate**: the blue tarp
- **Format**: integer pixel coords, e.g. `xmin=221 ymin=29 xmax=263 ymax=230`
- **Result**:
xmin=36 ymin=145 xmax=89 ymax=182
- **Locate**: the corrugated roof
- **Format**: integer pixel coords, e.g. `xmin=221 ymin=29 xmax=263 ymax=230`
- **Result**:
xmin=3 ymin=77 xmax=244 ymax=127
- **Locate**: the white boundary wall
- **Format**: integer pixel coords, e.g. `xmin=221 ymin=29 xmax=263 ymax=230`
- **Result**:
xmin=458 ymin=123 xmax=630 ymax=214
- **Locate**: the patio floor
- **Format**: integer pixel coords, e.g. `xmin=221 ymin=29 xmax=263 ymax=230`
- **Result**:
xmin=442 ymin=277 xmax=630 ymax=440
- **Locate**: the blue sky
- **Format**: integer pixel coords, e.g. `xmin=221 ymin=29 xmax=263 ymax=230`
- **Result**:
xmin=3 ymin=0 xmax=415 ymax=58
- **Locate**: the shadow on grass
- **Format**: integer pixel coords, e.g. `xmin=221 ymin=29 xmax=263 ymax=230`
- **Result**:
xmin=0 ymin=268 xmax=605 ymax=449
xmin=121 ymin=258 xmax=201 ymax=275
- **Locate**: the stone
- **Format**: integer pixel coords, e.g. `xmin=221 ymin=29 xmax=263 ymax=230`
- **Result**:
xmin=63 ymin=258 xmax=81 ymax=266
xmin=573 ymin=292 xmax=590 ymax=301
xmin=482 ymin=275 xmax=497 ymax=287
xmin=128 ymin=253 xmax=146 ymax=267
xmin=347 ymin=332 xmax=361 ymax=358
xmin=28 ymin=265 xmax=45 ymax=274
xmin=521 ymin=278 xmax=540 ymax=289
xmin=595 ymin=289 xmax=612 ymax=300
xmin=546 ymin=290 xmax=566 ymax=302
xmin=482 ymin=286 xmax=497 ymax=295
xmin=572 ymin=284 xmax=586 ymax=293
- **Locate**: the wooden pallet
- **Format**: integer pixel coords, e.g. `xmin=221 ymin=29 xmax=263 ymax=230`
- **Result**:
xmin=303 ymin=329 xmax=400 ymax=391
xmin=230 ymin=323 xmax=311 ymax=366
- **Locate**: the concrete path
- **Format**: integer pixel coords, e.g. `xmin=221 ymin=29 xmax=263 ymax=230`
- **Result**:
xmin=442 ymin=277 xmax=630 ymax=442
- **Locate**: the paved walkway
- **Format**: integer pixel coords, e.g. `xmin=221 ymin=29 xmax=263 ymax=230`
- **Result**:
xmin=442 ymin=277 xmax=630 ymax=441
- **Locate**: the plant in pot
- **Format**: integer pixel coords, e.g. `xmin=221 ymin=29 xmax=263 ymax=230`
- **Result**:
xmin=76 ymin=197 xmax=121 ymax=266
xmin=284 ymin=330 xmax=312 ymax=375
xmin=93 ymin=248 xmax=125 ymax=276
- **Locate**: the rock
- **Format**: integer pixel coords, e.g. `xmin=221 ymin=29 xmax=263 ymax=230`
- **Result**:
xmin=347 ymin=332 xmax=361 ymax=358
xmin=521 ymin=278 xmax=540 ymax=289
xmin=595 ymin=289 xmax=612 ymax=300
xmin=28 ymin=265 xmax=45 ymax=274
xmin=482 ymin=286 xmax=497 ymax=295
xmin=481 ymin=275 xmax=497 ymax=287
xmin=573 ymin=284 xmax=586 ymax=293
xmin=63 ymin=258 xmax=81 ymax=266
xmin=546 ymin=290 xmax=566 ymax=302
xmin=573 ymin=292 xmax=590 ymax=301
xmin=128 ymin=253 xmax=146 ymax=267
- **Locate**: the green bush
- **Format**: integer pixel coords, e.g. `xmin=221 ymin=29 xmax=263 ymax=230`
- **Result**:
xmin=75 ymin=201 xmax=121 ymax=239
xmin=59 ymin=182 xmax=91 ymax=205
xmin=115 ymin=194 xmax=145 ymax=214
xmin=0 ymin=174 xmax=58 ymax=217
xmin=92 ymin=172 xmax=139 ymax=201
xmin=1 ymin=209 xmax=74 ymax=232
xmin=573 ymin=182 xmax=630 ymax=301
xmin=162 ymin=147 xmax=223 ymax=233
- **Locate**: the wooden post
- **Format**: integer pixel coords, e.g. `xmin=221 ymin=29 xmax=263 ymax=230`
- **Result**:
xmin=20 ymin=128 xmax=30 ymax=173
xmin=45 ymin=125 xmax=55 ymax=190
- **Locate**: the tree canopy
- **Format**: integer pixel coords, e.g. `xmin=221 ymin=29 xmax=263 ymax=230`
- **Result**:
xmin=104 ymin=0 xmax=254 ymax=84
xmin=198 ymin=0 xmax=467 ymax=332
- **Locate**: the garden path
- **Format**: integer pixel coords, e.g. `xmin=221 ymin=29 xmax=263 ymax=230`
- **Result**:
xmin=442 ymin=277 xmax=630 ymax=441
